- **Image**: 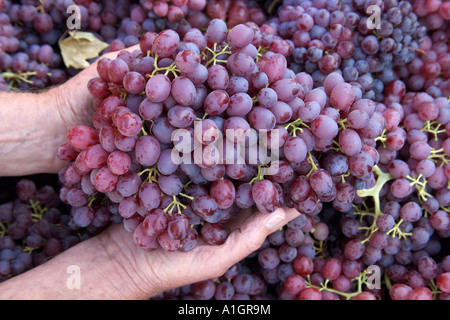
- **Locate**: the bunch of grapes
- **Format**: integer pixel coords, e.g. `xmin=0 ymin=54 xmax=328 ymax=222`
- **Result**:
xmin=57 ymin=20 xmax=291 ymax=251
xmin=55 ymin=15 xmax=404 ymax=258
xmin=0 ymin=179 xmax=100 ymax=281
xmin=0 ymin=1 xmax=69 ymax=90
xmin=271 ymin=0 xmax=428 ymax=103
xmin=140 ymin=0 xmax=207 ymax=23
xmin=400 ymin=0 xmax=450 ymax=95
xmin=0 ymin=0 xmax=267 ymax=90
xmin=144 ymin=1 xmax=449 ymax=301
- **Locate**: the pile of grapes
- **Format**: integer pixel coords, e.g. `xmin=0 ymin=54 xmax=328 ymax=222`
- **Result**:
xmin=1 ymin=0 xmax=450 ymax=300
xmin=0 ymin=178 xmax=104 ymax=279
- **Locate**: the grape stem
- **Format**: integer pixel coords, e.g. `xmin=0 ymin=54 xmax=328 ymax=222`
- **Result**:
xmin=406 ymin=174 xmax=432 ymax=203
xmin=35 ymin=0 xmax=47 ymax=14
xmin=256 ymin=46 xmax=269 ymax=62
xmin=140 ymin=120 xmax=148 ymax=136
xmin=182 ymin=181 xmax=192 ymax=192
xmin=23 ymin=246 xmax=37 ymax=254
xmin=374 ymin=129 xmax=387 ymax=148
xmin=267 ymin=0 xmax=281 ymax=14
xmin=353 ymin=202 xmax=375 ymax=222
xmin=429 ymin=279 xmax=442 ymax=300
xmin=29 ymin=199 xmax=47 ymax=222
xmin=337 ymin=118 xmax=348 ymax=131
xmin=440 ymin=205 xmax=450 ymax=214
xmin=23 ymin=237 xmax=46 ymax=254
xmin=283 ymin=117 xmax=310 ymax=137
xmin=138 ymin=166 xmax=160 ymax=184
xmin=372 ymin=29 xmax=384 ymax=40
xmin=147 ymin=54 xmax=180 ymax=79
xmin=196 ymin=112 xmax=208 ymax=121
xmin=1 ymin=71 xmax=37 ymax=85
xmin=87 ymin=195 xmax=97 ymax=207
xmin=179 ymin=192 xmax=194 ymax=200
xmin=383 ymin=269 xmax=392 ymax=290
xmin=356 ymin=165 xmax=394 ymax=244
xmin=305 ymin=270 xmax=372 ymax=300
xmin=428 ymin=148 xmax=449 ymax=167
xmin=203 ymin=43 xmax=232 ymax=68
xmin=386 ymin=218 xmax=412 ymax=239
xmin=421 ymin=120 xmax=446 ymax=141
xmin=164 ymin=195 xmax=187 ymax=214
xmin=0 ymin=222 xmax=6 ymax=238
xmin=249 ymin=164 xmax=266 ymax=185
xmin=331 ymin=139 xmax=343 ymax=153
xmin=313 ymin=239 xmax=326 ymax=258
xmin=341 ymin=170 xmax=351 ymax=183
xmin=305 ymin=152 xmax=318 ymax=178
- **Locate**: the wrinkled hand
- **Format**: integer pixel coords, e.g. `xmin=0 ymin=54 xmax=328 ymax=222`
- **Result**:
xmin=98 ymin=207 xmax=301 ymax=297
xmin=0 ymin=46 xmax=144 ymax=177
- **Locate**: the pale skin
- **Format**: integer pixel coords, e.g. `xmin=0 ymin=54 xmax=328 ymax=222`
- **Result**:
xmin=0 ymin=48 xmax=302 ymax=299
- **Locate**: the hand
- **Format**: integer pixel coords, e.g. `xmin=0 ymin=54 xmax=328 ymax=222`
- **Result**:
xmin=53 ymin=45 xmax=140 ymax=134
xmin=98 ymin=206 xmax=301 ymax=298
xmin=0 ymin=45 xmax=144 ymax=177
xmin=0 ymin=206 xmax=301 ymax=300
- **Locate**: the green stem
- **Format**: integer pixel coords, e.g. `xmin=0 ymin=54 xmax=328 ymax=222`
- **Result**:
xmin=356 ymin=165 xmax=394 ymax=243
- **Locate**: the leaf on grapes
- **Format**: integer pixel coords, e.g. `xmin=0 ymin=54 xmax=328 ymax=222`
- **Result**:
xmin=59 ymin=31 xmax=109 ymax=69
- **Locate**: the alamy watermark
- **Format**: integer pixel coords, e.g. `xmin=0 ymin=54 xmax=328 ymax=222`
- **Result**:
xmin=66 ymin=5 xmax=81 ymax=30
xmin=366 ymin=5 xmax=381 ymax=30
xmin=66 ymin=265 xmax=81 ymax=289
xmin=171 ymin=121 xmax=281 ymax=176
xmin=365 ymin=265 xmax=381 ymax=290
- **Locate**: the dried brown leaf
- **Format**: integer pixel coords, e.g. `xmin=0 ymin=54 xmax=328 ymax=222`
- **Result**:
xmin=59 ymin=31 xmax=109 ymax=69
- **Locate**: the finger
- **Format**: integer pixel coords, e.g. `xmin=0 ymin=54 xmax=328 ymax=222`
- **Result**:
xmin=205 ymin=207 xmax=302 ymax=277
xmin=142 ymin=207 xmax=302 ymax=289
xmin=220 ymin=206 xmax=302 ymax=263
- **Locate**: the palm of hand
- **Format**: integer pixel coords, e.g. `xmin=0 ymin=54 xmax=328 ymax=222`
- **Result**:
xmin=98 ymin=207 xmax=299 ymax=298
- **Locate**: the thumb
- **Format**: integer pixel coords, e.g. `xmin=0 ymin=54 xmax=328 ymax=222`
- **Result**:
xmin=210 ymin=207 xmax=301 ymax=276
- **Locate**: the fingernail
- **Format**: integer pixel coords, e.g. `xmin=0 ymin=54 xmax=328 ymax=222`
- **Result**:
xmin=266 ymin=214 xmax=285 ymax=230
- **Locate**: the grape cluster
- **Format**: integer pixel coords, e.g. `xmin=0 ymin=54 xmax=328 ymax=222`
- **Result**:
xmin=155 ymin=215 xmax=450 ymax=300
xmin=196 ymin=0 xmax=266 ymax=28
xmin=0 ymin=0 xmax=267 ymax=90
xmin=402 ymin=0 xmax=450 ymax=95
xmin=0 ymin=179 xmax=99 ymax=281
xmin=96 ymin=0 xmax=266 ymax=51
xmin=0 ymin=2 xmax=69 ymax=90
xmin=57 ymin=15 xmax=397 ymax=253
xmin=51 ymin=0 xmax=450 ymax=298
xmin=156 ymin=197 xmax=450 ymax=300
xmin=57 ymin=20 xmax=295 ymax=251
xmin=0 ymin=0 xmax=449 ymax=301
xmin=272 ymin=0 xmax=428 ymax=102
